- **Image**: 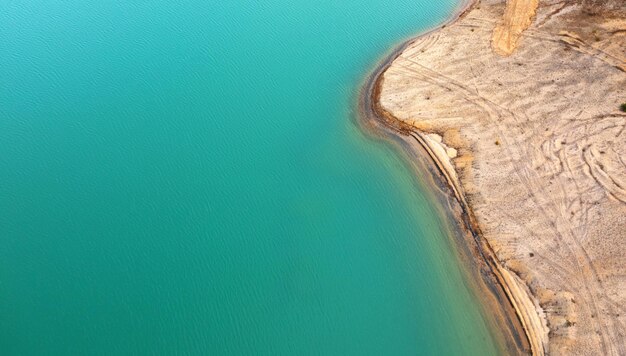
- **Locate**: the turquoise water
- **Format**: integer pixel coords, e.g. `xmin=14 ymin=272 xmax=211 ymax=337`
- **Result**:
xmin=0 ymin=0 xmax=500 ymax=355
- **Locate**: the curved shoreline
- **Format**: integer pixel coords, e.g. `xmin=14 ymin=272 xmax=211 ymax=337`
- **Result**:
xmin=357 ymin=1 xmax=541 ymax=354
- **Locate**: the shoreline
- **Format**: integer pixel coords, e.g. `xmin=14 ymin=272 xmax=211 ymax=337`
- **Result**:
xmin=357 ymin=1 xmax=540 ymax=354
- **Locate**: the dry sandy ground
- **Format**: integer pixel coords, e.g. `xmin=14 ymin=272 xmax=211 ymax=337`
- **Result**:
xmin=377 ymin=0 xmax=626 ymax=354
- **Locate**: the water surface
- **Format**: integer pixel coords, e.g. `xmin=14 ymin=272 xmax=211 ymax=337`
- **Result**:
xmin=0 ymin=0 xmax=499 ymax=354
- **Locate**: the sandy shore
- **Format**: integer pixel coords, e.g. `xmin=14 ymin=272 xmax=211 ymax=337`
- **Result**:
xmin=361 ymin=0 xmax=625 ymax=354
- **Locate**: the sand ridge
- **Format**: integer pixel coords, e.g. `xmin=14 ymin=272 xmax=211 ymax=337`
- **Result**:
xmin=492 ymin=0 xmax=539 ymax=55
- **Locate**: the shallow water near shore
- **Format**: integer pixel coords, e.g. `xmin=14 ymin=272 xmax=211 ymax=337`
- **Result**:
xmin=0 ymin=0 xmax=499 ymax=354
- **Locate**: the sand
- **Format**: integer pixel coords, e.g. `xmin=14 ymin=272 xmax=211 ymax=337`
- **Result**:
xmin=368 ymin=0 xmax=626 ymax=354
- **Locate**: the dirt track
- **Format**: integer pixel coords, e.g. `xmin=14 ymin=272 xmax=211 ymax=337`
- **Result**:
xmin=492 ymin=0 xmax=539 ymax=55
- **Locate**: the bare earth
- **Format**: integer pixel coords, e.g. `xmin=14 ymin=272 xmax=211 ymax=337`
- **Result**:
xmin=376 ymin=0 xmax=626 ymax=354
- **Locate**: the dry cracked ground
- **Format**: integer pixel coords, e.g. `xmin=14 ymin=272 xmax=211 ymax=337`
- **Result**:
xmin=379 ymin=0 xmax=626 ymax=354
